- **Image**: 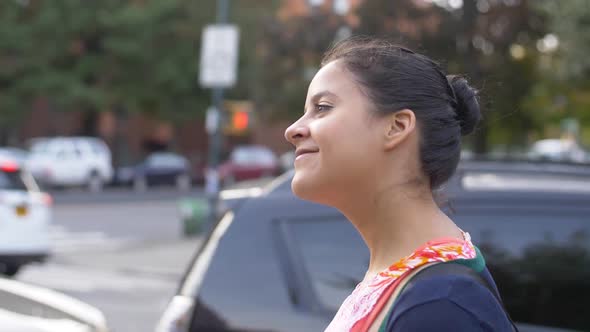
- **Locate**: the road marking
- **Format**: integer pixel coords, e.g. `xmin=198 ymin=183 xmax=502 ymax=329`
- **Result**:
xmin=49 ymin=225 xmax=138 ymax=254
xmin=17 ymin=263 xmax=175 ymax=293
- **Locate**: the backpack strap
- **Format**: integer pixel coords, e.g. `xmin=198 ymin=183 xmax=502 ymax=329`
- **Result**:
xmin=378 ymin=262 xmax=519 ymax=332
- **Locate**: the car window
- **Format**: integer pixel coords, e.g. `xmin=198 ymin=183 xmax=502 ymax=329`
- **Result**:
xmin=231 ymin=147 xmax=275 ymax=166
xmin=231 ymin=149 xmax=253 ymax=165
xmin=56 ymin=146 xmax=78 ymax=159
xmin=29 ymin=140 xmax=50 ymax=154
xmin=147 ymin=154 xmax=185 ymax=168
xmin=87 ymin=139 xmax=108 ymax=155
xmin=255 ymin=149 xmax=276 ymax=165
xmin=275 ymin=210 xmax=590 ymax=330
xmin=451 ymin=212 xmax=590 ymax=331
xmin=0 ymin=170 xmax=28 ymax=191
xmin=276 ymin=217 xmax=368 ymax=312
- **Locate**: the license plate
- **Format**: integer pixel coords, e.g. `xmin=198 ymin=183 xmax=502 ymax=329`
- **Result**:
xmin=15 ymin=205 xmax=28 ymax=217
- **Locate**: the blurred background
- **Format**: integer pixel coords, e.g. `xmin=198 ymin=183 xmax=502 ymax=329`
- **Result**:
xmin=0 ymin=0 xmax=589 ymax=332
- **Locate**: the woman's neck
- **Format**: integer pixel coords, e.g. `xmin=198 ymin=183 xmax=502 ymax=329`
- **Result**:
xmin=339 ymin=183 xmax=463 ymax=281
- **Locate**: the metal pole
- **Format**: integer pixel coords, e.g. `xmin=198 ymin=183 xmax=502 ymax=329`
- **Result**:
xmin=206 ymin=0 xmax=230 ymax=231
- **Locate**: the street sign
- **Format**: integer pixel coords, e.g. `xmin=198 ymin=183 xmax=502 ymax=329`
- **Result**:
xmin=199 ymin=24 xmax=240 ymax=88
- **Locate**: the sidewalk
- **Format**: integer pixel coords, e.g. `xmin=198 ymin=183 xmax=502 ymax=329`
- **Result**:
xmin=54 ymin=236 xmax=205 ymax=279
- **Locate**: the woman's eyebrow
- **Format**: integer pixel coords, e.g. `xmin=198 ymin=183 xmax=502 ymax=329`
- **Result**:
xmin=310 ymin=90 xmax=340 ymax=102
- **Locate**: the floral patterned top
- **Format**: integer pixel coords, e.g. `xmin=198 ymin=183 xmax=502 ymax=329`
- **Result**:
xmin=324 ymin=232 xmax=477 ymax=332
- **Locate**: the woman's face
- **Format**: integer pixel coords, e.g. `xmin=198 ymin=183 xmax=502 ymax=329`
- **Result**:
xmin=284 ymin=60 xmax=384 ymax=205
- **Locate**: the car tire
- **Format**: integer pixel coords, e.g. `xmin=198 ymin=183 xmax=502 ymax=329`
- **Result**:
xmin=176 ymin=174 xmax=191 ymax=192
xmin=1 ymin=264 xmax=20 ymax=277
xmin=87 ymin=171 xmax=103 ymax=193
xmin=133 ymin=176 xmax=148 ymax=192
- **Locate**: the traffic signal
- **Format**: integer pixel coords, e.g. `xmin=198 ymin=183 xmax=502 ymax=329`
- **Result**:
xmin=232 ymin=109 xmax=249 ymax=131
xmin=224 ymin=100 xmax=253 ymax=135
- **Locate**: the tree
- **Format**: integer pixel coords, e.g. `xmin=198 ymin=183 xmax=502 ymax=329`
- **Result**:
xmin=0 ymin=0 xmax=218 ymax=139
xmin=525 ymin=0 xmax=590 ymax=145
xmin=254 ymin=0 xmax=547 ymax=153
xmin=355 ymin=0 xmax=546 ymax=153
xmin=255 ymin=4 xmax=347 ymax=122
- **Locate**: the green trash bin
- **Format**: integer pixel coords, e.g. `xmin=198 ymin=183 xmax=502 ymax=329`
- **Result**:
xmin=178 ymin=198 xmax=208 ymax=236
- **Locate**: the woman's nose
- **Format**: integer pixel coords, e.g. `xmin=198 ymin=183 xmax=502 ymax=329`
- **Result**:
xmin=284 ymin=119 xmax=310 ymax=145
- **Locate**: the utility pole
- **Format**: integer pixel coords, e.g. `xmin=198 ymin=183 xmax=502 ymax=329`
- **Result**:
xmin=200 ymin=0 xmax=238 ymax=232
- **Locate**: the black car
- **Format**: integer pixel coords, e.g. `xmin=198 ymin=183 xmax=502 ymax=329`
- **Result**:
xmin=116 ymin=152 xmax=192 ymax=191
xmin=157 ymin=161 xmax=590 ymax=332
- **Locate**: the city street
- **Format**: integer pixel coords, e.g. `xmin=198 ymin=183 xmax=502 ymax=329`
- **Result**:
xmin=15 ymin=188 xmax=206 ymax=332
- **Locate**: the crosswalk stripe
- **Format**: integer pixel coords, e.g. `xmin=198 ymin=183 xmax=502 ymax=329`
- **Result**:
xmin=48 ymin=225 xmax=137 ymax=253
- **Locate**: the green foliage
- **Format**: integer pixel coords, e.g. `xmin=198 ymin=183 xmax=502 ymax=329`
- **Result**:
xmin=0 ymin=0 xmax=218 ymax=126
xmin=255 ymin=9 xmax=345 ymax=121
xmin=534 ymin=0 xmax=590 ymax=81
xmin=525 ymin=0 xmax=590 ymax=145
xmin=256 ymin=0 xmax=546 ymax=152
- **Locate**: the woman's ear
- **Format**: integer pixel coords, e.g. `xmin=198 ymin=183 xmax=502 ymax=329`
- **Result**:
xmin=383 ymin=109 xmax=416 ymax=151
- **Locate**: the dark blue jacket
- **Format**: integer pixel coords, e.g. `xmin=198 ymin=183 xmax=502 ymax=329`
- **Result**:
xmin=384 ymin=268 xmax=514 ymax=331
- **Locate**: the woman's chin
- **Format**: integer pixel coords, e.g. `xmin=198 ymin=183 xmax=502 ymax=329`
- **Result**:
xmin=291 ymin=173 xmax=336 ymax=206
xmin=291 ymin=172 xmax=320 ymax=201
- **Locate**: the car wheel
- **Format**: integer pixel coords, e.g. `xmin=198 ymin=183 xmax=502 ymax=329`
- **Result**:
xmin=133 ymin=176 xmax=148 ymax=192
xmin=87 ymin=172 xmax=103 ymax=193
xmin=176 ymin=174 xmax=191 ymax=192
xmin=1 ymin=264 xmax=20 ymax=277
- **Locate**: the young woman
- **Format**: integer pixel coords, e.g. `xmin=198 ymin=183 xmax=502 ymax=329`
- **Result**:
xmin=284 ymin=37 xmax=515 ymax=331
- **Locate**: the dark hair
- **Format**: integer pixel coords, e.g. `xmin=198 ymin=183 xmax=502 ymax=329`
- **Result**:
xmin=322 ymin=36 xmax=481 ymax=189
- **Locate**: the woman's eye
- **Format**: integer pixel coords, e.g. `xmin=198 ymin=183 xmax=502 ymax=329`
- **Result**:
xmin=316 ymin=104 xmax=332 ymax=112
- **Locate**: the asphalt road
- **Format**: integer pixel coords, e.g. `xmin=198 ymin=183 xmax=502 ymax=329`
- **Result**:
xmin=15 ymin=187 xmax=207 ymax=332
xmin=51 ymin=186 xmax=206 ymax=205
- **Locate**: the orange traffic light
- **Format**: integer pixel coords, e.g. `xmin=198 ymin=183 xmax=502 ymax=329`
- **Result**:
xmin=232 ymin=110 xmax=249 ymax=131
xmin=224 ymin=100 xmax=253 ymax=135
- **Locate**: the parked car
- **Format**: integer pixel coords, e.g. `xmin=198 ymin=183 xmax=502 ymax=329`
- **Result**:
xmin=0 ymin=276 xmax=109 ymax=332
xmin=115 ymin=152 xmax=192 ymax=192
xmin=0 ymin=156 xmax=52 ymax=277
xmin=157 ymin=161 xmax=590 ymax=332
xmin=0 ymin=147 xmax=30 ymax=165
xmin=218 ymin=145 xmax=280 ymax=186
xmin=528 ymin=138 xmax=587 ymax=163
xmin=26 ymin=137 xmax=113 ymax=192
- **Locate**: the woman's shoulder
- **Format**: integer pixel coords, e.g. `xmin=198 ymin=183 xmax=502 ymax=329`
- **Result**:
xmin=383 ymin=269 xmax=513 ymax=332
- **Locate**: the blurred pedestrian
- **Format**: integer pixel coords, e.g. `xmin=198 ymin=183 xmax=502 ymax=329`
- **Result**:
xmin=284 ymin=36 xmax=516 ymax=332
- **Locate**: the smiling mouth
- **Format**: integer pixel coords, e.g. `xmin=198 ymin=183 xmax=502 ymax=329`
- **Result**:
xmin=295 ymin=151 xmax=318 ymax=161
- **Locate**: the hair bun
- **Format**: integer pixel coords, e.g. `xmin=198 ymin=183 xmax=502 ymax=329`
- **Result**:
xmin=447 ymin=75 xmax=481 ymax=136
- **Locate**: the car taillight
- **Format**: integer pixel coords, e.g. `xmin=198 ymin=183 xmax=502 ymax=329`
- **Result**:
xmin=0 ymin=161 xmax=19 ymax=173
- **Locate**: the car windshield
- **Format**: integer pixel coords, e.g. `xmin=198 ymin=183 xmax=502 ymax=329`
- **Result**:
xmin=146 ymin=153 xmax=185 ymax=168
xmin=29 ymin=140 xmax=50 ymax=154
xmin=0 ymin=169 xmax=28 ymax=191
xmin=231 ymin=147 xmax=275 ymax=165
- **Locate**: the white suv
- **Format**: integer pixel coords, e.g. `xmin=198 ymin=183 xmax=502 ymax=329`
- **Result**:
xmin=26 ymin=137 xmax=114 ymax=192
xmin=0 ymin=156 xmax=52 ymax=276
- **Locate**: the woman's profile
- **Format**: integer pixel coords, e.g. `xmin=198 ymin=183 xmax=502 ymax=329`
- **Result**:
xmin=284 ymin=36 xmax=516 ymax=332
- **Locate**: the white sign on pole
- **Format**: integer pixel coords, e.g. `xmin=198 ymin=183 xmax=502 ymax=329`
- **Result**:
xmin=199 ymin=24 xmax=240 ymax=88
